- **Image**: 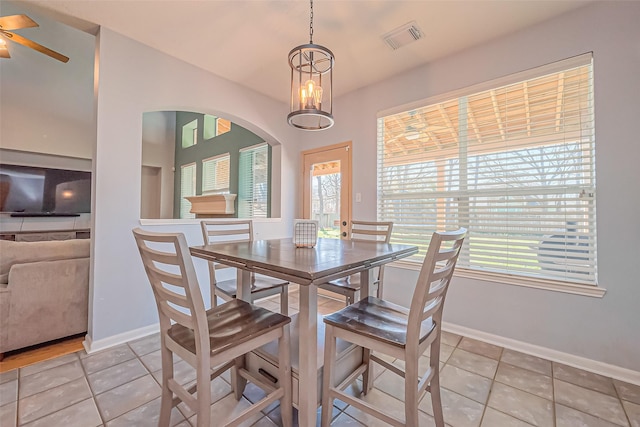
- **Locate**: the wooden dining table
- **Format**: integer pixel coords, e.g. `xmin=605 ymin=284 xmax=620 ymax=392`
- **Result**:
xmin=190 ymin=237 xmax=418 ymax=427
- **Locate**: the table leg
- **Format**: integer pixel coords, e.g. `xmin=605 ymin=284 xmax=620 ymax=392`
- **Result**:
xmin=298 ymin=283 xmax=318 ymax=427
xmin=358 ymin=268 xmax=375 ymax=393
xmin=237 ymin=269 xmax=252 ymax=302
xmin=359 ymin=269 xmax=371 ymax=300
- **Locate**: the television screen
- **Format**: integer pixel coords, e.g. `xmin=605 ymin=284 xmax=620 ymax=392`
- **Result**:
xmin=0 ymin=164 xmax=91 ymax=214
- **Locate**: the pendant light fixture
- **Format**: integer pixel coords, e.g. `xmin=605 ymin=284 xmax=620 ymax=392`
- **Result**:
xmin=287 ymin=0 xmax=334 ymax=131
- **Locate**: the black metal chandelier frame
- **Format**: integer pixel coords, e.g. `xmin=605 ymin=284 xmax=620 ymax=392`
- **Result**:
xmin=287 ymin=0 xmax=334 ymax=131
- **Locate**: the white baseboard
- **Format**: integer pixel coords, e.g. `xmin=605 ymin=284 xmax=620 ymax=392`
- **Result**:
xmin=81 ymin=320 xmax=639 ymax=387
xmin=442 ymin=322 xmax=640 ymax=386
xmin=83 ymin=323 xmax=160 ymax=354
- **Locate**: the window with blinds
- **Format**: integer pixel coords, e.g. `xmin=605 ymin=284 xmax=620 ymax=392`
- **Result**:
xmin=202 ymin=153 xmax=230 ymax=193
xmin=238 ymin=143 xmax=269 ymax=218
xmin=179 ymin=163 xmax=196 ymax=219
xmin=377 ymin=54 xmax=596 ymax=285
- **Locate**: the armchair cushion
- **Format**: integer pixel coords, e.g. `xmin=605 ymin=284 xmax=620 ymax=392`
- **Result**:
xmin=0 ymin=239 xmax=90 ymax=284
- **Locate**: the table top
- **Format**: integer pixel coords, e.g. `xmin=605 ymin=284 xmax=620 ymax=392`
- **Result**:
xmin=190 ymin=237 xmax=418 ymax=285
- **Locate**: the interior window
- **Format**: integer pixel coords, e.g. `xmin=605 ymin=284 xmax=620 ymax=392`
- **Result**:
xmin=181 ymin=119 xmax=198 ymax=148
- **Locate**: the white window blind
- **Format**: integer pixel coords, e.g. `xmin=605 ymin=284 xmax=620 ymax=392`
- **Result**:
xmin=179 ymin=163 xmax=196 ymax=219
xmin=238 ymin=143 xmax=269 ymax=218
xmin=377 ymin=54 xmax=596 ymax=285
xmin=202 ymin=154 xmax=230 ymax=193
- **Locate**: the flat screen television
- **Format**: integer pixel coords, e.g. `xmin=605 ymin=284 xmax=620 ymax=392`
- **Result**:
xmin=0 ymin=164 xmax=92 ymax=216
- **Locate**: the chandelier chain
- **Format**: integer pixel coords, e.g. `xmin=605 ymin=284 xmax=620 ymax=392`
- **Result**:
xmin=309 ymin=0 xmax=314 ymax=43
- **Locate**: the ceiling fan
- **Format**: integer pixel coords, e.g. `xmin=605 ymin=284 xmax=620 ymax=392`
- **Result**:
xmin=0 ymin=14 xmax=69 ymax=63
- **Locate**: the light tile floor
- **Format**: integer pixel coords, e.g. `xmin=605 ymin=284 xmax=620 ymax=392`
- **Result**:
xmin=0 ymin=289 xmax=639 ymax=427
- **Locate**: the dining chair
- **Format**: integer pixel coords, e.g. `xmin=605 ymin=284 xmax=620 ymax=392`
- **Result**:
xmin=200 ymin=220 xmax=290 ymax=315
xmin=132 ymin=228 xmax=292 ymax=427
xmin=319 ymin=220 xmax=393 ymax=305
xmin=320 ymin=228 xmax=467 ymax=427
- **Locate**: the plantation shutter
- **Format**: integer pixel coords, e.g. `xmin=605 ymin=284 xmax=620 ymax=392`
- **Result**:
xmin=377 ymin=54 xmax=596 ymax=285
xmin=202 ymin=154 xmax=230 ymax=193
xmin=179 ymin=163 xmax=196 ymax=219
xmin=238 ymin=143 xmax=269 ymax=218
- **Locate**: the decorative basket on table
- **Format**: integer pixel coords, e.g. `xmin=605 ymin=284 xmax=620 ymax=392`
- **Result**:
xmin=293 ymin=220 xmax=319 ymax=248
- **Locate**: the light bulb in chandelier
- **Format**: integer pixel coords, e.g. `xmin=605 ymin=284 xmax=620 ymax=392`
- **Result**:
xmin=301 ymin=80 xmax=324 ymax=109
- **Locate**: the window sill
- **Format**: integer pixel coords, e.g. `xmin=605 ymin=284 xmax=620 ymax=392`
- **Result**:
xmin=389 ymin=260 xmax=606 ymax=298
xmin=139 ymin=218 xmax=282 ymax=226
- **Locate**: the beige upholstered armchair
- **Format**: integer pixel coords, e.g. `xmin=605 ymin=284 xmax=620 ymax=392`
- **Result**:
xmin=0 ymin=239 xmax=90 ymax=358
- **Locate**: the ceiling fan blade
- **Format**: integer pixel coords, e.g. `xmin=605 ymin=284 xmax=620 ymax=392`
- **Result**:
xmin=3 ymin=31 xmax=69 ymax=63
xmin=0 ymin=15 xmax=38 ymax=31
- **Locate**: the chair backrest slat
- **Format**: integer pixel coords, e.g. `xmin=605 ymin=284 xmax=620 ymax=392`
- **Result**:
xmin=151 ymin=277 xmax=191 ymax=307
xmin=350 ymin=221 xmax=393 ymax=243
xmin=201 ymin=220 xmax=253 ymax=244
xmin=200 ymin=220 xmax=255 ymax=286
xmin=133 ymin=228 xmax=209 ymax=353
xmin=146 ymin=265 xmax=186 ymax=288
xmin=160 ymin=302 xmax=195 ymax=329
xmin=140 ymin=246 xmax=183 ymax=266
xmin=407 ymin=228 xmax=467 ymax=345
xmin=349 ymin=221 xmax=394 ymax=284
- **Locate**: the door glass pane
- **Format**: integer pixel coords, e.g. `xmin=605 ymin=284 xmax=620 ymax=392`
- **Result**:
xmin=311 ymin=161 xmax=341 ymax=238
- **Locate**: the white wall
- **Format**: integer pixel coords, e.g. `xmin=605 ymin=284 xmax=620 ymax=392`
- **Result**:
xmin=303 ymin=1 xmax=640 ymax=372
xmin=0 ymin=2 xmax=94 ymax=159
xmin=90 ymin=28 xmax=299 ymax=344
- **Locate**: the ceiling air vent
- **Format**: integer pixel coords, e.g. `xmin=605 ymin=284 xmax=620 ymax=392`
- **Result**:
xmin=382 ymin=21 xmax=424 ymax=50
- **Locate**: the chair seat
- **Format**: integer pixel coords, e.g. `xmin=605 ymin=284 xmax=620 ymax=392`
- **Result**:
xmin=215 ymin=274 xmax=289 ymax=298
xmin=168 ymin=299 xmax=291 ymax=357
xmin=323 ymin=296 xmax=435 ymax=348
xmin=323 ymin=275 xmax=361 ymax=292
xmin=321 ymin=275 xmax=382 ymax=293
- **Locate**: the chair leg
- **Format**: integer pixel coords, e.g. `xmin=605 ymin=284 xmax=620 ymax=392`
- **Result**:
xmin=362 ymin=348 xmax=374 ymax=394
xmin=196 ymin=355 xmax=212 ymax=427
xmin=280 ymin=287 xmax=289 ymax=316
xmin=430 ymin=372 xmax=445 ymax=427
xmin=278 ymin=325 xmax=293 ymax=427
xmin=231 ymin=356 xmax=248 ymax=400
xmin=404 ymin=350 xmax=419 ymax=426
xmin=376 ymin=280 xmax=383 ymax=299
xmin=321 ymin=324 xmax=337 ymax=427
xmin=347 ymin=289 xmax=357 ymax=305
xmin=158 ymin=343 xmax=174 ymax=427
xmin=211 ymin=288 xmax=218 ymax=309
xmin=429 ymin=335 xmax=445 ymax=427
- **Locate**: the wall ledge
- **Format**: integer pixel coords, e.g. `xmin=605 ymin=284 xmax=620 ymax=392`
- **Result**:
xmin=139 ymin=217 xmax=282 ymax=226
xmin=390 ymin=260 xmax=606 ymax=298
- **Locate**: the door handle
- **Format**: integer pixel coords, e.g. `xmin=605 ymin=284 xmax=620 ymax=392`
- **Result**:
xmin=342 ymin=221 xmax=347 ymax=226
xmin=342 ymin=232 xmax=347 ymax=237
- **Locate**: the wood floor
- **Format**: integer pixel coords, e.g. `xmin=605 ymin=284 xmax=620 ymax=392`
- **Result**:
xmin=0 ymin=334 xmax=86 ymax=373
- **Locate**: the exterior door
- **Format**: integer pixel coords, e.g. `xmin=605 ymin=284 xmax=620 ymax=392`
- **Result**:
xmin=301 ymin=142 xmax=352 ymax=239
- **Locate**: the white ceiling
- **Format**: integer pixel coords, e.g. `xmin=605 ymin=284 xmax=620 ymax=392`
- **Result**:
xmin=18 ymin=0 xmax=592 ymax=103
